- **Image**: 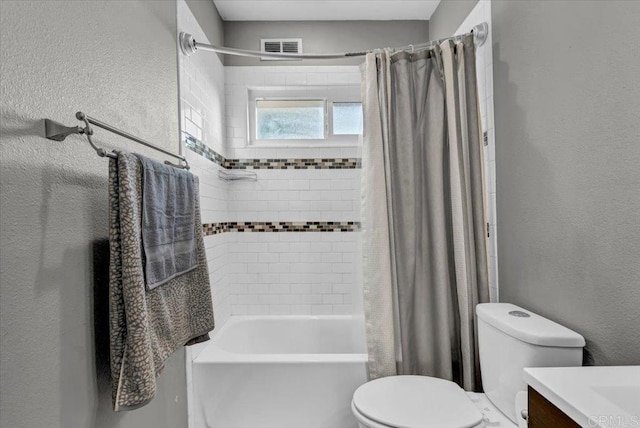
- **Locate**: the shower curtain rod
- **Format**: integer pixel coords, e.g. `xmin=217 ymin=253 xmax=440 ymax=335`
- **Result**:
xmin=179 ymin=22 xmax=488 ymax=59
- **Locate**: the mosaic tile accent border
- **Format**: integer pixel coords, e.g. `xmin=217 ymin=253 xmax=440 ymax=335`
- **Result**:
xmin=202 ymin=221 xmax=361 ymax=236
xmin=185 ymin=134 xmax=361 ymax=170
xmin=185 ymin=134 xmax=225 ymax=167
xmin=225 ymin=158 xmax=361 ymax=169
xmin=202 ymin=222 xmax=227 ymax=236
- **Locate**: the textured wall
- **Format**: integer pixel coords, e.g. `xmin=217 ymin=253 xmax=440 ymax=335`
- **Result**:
xmin=185 ymin=0 xmax=224 ymax=46
xmin=0 ymin=1 xmax=187 ymax=427
xmin=492 ymin=0 xmax=640 ymax=365
xmin=184 ymin=0 xmax=225 ymax=63
xmin=224 ymin=20 xmax=429 ymax=66
xmin=429 ymin=0 xmax=640 ymax=364
xmin=428 ymin=0 xmax=479 ymax=40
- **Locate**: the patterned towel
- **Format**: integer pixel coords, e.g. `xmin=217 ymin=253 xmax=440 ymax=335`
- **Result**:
xmin=108 ymin=153 xmax=215 ymax=411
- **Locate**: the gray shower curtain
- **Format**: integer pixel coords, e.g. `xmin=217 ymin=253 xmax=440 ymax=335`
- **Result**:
xmin=361 ymin=35 xmax=489 ymax=391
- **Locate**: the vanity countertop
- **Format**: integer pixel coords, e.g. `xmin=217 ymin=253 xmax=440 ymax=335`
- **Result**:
xmin=523 ymin=366 xmax=640 ymax=428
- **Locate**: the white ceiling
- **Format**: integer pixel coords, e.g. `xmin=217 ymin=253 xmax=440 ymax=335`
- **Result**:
xmin=213 ymin=0 xmax=442 ymax=21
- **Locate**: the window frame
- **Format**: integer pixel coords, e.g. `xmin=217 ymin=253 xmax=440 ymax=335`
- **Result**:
xmin=248 ymin=86 xmax=362 ymax=148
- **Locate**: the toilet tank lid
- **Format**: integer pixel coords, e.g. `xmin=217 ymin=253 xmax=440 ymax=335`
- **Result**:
xmin=476 ymin=303 xmax=586 ymax=347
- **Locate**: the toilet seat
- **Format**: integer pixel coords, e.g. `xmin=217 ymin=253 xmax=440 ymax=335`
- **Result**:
xmin=352 ymin=376 xmax=484 ymax=428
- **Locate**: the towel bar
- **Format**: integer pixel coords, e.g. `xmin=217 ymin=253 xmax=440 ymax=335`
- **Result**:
xmin=44 ymin=112 xmax=190 ymax=169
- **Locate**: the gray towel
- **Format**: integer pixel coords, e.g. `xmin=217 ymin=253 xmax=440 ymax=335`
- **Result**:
xmin=135 ymin=154 xmax=197 ymax=289
xmin=108 ymin=153 xmax=215 ymax=411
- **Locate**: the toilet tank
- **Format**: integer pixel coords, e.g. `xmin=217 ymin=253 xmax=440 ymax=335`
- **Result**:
xmin=476 ymin=303 xmax=585 ymax=423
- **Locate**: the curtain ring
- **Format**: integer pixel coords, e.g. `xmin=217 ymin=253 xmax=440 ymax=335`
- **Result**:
xmin=409 ymin=44 xmax=415 ymax=53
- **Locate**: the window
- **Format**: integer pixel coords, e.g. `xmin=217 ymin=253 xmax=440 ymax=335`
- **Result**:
xmin=256 ymin=99 xmax=325 ymax=140
xmin=249 ymin=86 xmax=362 ymax=146
xmin=332 ymin=102 xmax=363 ymax=135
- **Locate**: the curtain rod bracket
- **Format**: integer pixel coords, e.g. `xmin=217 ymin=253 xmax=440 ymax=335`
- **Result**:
xmin=179 ymin=32 xmax=197 ymax=57
xmin=472 ymin=22 xmax=489 ymax=47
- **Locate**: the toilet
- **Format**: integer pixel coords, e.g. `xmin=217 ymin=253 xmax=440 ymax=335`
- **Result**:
xmin=351 ymin=303 xmax=585 ymax=428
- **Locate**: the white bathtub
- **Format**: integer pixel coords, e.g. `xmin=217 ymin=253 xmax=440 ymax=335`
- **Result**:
xmin=193 ymin=316 xmax=368 ymax=428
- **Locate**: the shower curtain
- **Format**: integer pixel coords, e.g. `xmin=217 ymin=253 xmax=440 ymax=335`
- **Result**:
xmin=361 ymin=35 xmax=489 ymax=391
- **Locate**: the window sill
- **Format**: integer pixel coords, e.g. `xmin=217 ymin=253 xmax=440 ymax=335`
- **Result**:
xmin=249 ymin=140 xmax=361 ymax=149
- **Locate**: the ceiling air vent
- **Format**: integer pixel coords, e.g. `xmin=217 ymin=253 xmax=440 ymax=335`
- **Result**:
xmin=260 ymin=38 xmax=303 ymax=61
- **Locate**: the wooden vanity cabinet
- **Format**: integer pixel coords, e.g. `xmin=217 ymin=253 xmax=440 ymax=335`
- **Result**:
xmin=527 ymin=386 xmax=581 ymax=428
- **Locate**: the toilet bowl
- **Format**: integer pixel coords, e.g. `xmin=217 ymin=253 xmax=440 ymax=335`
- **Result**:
xmin=352 ymin=303 xmax=585 ymax=428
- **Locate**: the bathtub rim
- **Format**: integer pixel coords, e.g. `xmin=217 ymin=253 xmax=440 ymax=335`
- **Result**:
xmin=194 ymin=315 xmax=369 ymax=365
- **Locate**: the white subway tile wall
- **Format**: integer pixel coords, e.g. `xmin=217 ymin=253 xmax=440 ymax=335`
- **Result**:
xmin=227 ymin=168 xmax=360 ymax=222
xmin=179 ymin=12 xmax=226 ymax=157
xmin=456 ymin=0 xmax=498 ymax=300
xmin=225 ymin=65 xmax=362 ymax=160
xmin=225 ymin=231 xmax=361 ymax=316
xmin=181 ymin=46 xmax=365 ymax=421
xmin=179 ymin=10 xmax=231 ymax=336
xmin=181 ymin=60 xmax=366 ymax=323
xmin=190 ymin=145 xmax=233 ymax=328
xmin=186 ymin=151 xmax=227 ymax=224
xmin=177 ymin=2 xmax=230 ymax=426
xmin=221 ymin=65 xmax=364 ymax=316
